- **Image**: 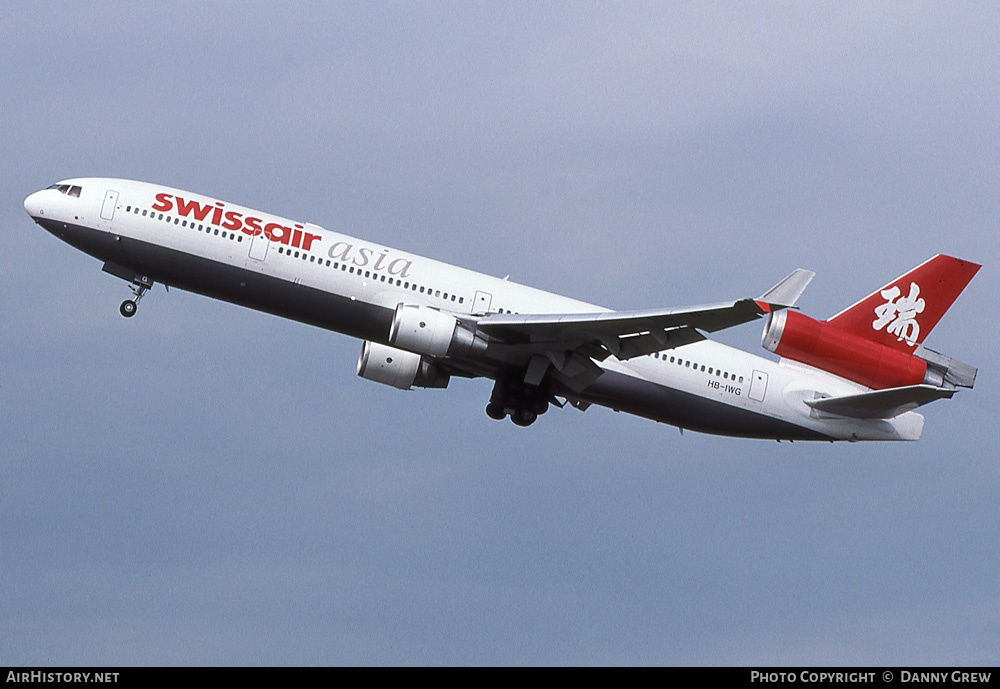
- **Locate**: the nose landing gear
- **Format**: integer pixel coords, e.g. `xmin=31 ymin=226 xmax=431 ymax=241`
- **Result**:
xmin=101 ymin=262 xmax=155 ymax=319
xmin=119 ymin=280 xmax=152 ymax=318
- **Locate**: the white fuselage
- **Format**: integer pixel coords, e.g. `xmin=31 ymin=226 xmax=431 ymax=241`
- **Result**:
xmin=24 ymin=178 xmax=924 ymax=441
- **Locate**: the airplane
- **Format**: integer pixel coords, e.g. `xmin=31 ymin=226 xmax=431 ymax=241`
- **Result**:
xmin=24 ymin=178 xmax=980 ymax=441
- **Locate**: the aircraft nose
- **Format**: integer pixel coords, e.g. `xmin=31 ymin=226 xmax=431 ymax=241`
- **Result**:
xmin=24 ymin=190 xmax=45 ymax=219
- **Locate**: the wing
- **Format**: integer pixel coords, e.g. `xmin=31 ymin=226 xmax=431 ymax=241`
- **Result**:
xmin=476 ymin=298 xmax=764 ymax=359
xmin=467 ymin=268 xmax=814 ymax=390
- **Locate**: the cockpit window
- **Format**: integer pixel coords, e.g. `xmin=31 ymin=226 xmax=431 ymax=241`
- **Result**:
xmin=46 ymin=184 xmax=82 ymax=197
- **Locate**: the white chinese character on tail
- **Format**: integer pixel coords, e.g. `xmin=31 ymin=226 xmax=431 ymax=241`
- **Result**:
xmin=872 ymin=282 xmax=925 ymax=345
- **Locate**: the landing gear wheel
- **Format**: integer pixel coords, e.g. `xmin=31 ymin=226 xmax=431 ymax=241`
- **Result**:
xmin=485 ymin=402 xmax=506 ymax=420
xmin=119 ymin=277 xmax=152 ymax=318
xmin=511 ymin=409 xmax=537 ymax=427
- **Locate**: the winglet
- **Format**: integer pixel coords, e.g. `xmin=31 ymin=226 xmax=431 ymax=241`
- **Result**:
xmin=758 ymin=268 xmax=815 ymax=308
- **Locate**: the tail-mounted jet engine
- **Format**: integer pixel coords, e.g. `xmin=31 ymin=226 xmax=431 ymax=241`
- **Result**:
xmin=357 ymin=341 xmax=450 ymax=390
xmin=762 ymin=310 xmax=937 ymax=389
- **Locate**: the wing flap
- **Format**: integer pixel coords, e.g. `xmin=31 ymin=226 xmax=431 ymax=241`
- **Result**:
xmin=609 ymin=326 xmax=707 ymax=359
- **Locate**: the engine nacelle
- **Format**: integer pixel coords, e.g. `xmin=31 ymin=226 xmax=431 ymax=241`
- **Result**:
xmin=762 ymin=309 xmax=930 ymax=389
xmin=388 ymin=303 xmax=488 ymax=358
xmin=357 ymin=341 xmax=450 ymax=390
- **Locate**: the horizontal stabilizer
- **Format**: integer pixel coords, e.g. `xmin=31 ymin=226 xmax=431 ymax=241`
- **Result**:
xmin=805 ymin=384 xmax=955 ymax=419
xmin=758 ymin=268 xmax=815 ymax=308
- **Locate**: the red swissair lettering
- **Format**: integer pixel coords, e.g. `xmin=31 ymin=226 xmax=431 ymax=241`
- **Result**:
xmin=152 ymin=192 xmax=322 ymax=251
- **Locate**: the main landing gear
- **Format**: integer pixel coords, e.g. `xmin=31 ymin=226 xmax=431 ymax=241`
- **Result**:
xmin=485 ymin=371 xmax=551 ymax=427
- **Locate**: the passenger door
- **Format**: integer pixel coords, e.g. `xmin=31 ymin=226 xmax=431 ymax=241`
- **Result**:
xmin=248 ymin=231 xmax=269 ymax=261
xmin=100 ymin=189 xmax=119 ymax=221
xmin=749 ymin=370 xmax=768 ymax=402
xmin=473 ymin=290 xmax=492 ymax=314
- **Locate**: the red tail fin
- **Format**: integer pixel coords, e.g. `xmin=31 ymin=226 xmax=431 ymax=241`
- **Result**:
xmin=826 ymin=255 xmax=980 ymax=351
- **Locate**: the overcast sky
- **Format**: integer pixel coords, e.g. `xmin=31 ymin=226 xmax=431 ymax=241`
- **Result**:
xmin=2 ymin=2 xmax=998 ymax=665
